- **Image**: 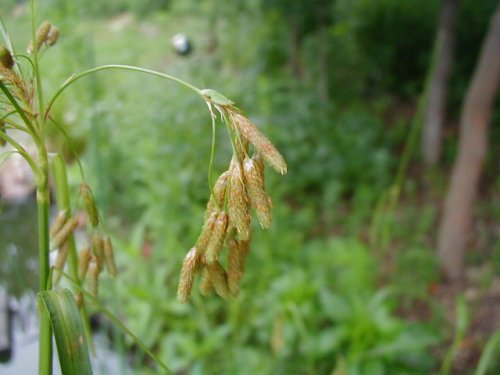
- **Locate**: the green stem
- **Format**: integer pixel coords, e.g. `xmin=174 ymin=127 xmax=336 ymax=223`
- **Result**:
xmin=45 ymin=64 xmax=203 ymax=120
xmin=51 ymin=154 xmax=95 ymax=354
xmin=37 ymin=151 xmax=52 ymax=375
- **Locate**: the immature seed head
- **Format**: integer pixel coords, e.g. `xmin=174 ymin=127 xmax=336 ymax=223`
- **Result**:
xmin=177 ymin=247 xmax=199 ymax=303
xmin=206 ymin=262 xmax=231 ymax=299
xmin=199 ymin=268 xmax=214 ymax=296
xmin=49 ymin=210 xmax=67 ymax=238
xmin=27 ymin=21 xmax=52 ymax=53
xmin=227 ymin=237 xmax=250 ymax=296
xmin=50 ymin=216 xmax=78 ymax=250
xmin=92 ymin=233 xmax=105 ymax=270
xmin=46 ymin=25 xmax=60 ymax=46
xmin=244 ymin=157 xmax=272 ymax=228
xmin=196 ymin=211 xmax=218 ymax=254
xmin=0 ymin=46 xmax=14 ymax=70
xmin=53 ymin=243 xmax=69 ymax=285
xmin=228 ymin=158 xmax=251 ymax=240
xmin=78 ymin=246 xmax=92 ymax=280
xmin=80 ymin=183 xmax=99 ymax=227
xmin=204 ymin=171 xmax=229 ymax=220
xmin=88 ymin=259 xmax=100 ymax=296
xmin=103 ymin=236 xmax=117 ymax=277
xmin=229 ymin=111 xmax=287 ymax=175
xmin=205 ymin=211 xmax=229 ymax=264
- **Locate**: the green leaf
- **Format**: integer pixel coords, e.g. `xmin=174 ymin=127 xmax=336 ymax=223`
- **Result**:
xmin=39 ymin=289 xmax=93 ymax=375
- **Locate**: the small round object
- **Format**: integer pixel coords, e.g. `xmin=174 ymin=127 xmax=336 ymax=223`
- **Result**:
xmin=172 ymin=33 xmax=191 ymax=56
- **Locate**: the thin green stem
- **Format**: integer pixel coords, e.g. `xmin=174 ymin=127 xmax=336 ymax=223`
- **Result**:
xmin=45 ymin=64 xmax=203 ymax=120
xmin=206 ymin=102 xmax=218 ymax=205
xmin=50 ymin=154 xmax=94 ymax=354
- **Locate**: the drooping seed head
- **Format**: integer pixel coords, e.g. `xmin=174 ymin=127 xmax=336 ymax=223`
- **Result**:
xmin=50 ymin=216 xmax=78 ymax=250
xmin=205 ymin=211 xmax=229 ymax=264
xmin=204 ymin=171 xmax=229 ymax=220
xmin=52 ymin=243 xmax=69 ymax=285
xmin=199 ymin=268 xmax=214 ymax=296
xmin=229 ymin=111 xmax=287 ymax=175
xmin=196 ymin=211 xmax=218 ymax=254
xmin=227 ymin=237 xmax=249 ymax=296
xmin=0 ymin=46 xmax=14 ymax=70
xmin=80 ymin=183 xmax=100 ymax=227
xmin=92 ymin=233 xmax=104 ymax=270
xmin=103 ymin=236 xmax=117 ymax=277
xmin=49 ymin=210 xmax=67 ymax=238
xmin=177 ymin=247 xmax=199 ymax=303
xmin=88 ymin=259 xmax=100 ymax=296
xmin=78 ymin=246 xmax=92 ymax=280
xmin=228 ymin=158 xmax=251 ymax=240
xmin=46 ymin=25 xmax=60 ymax=46
xmin=243 ymin=157 xmax=272 ymax=228
xmin=27 ymin=21 xmax=52 ymax=53
xmin=206 ymin=262 xmax=231 ymax=299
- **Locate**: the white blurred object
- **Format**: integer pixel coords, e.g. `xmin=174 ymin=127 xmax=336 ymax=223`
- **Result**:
xmin=172 ymin=33 xmax=192 ymax=56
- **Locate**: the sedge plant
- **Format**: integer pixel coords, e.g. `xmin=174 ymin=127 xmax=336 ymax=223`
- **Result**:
xmin=0 ymin=1 xmax=287 ymax=374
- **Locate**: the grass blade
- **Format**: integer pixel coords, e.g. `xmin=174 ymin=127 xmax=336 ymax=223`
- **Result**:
xmin=475 ymin=330 xmax=500 ymax=375
xmin=39 ymin=289 xmax=93 ymax=375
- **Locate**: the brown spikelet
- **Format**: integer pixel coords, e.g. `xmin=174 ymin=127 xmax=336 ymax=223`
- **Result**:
xmin=0 ymin=46 xmax=14 ymax=69
xmin=206 ymin=262 xmax=231 ymax=299
xmin=92 ymin=233 xmax=105 ymax=270
xmin=78 ymin=246 xmax=92 ymax=280
xmin=205 ymin=211 xmax=229 ymax=264
xmin=46 ymin=25 xmax=59 ymax=46
xmin=177 ymin=247 xmax=199 ymax=303
xmin=228 ymin=158 xmax=251 ymax=240
xmin=88 ymin=258 xmax=100 ymax=296
xmin=103 ymin=236 xmax=117 ymax=277
xmin=204 ymin=171 xmax=229 ymax=221
xmin=199 ymin=268 xmax=214 ymax=296
xmin=53 ymin=243 xmax=69 ymax=285
xmin=229 ymin=111 xmax=287 ymax=175
xmin=75 ymin=292 xmax=84 ymax=308
xmin=243 ymin=157 xmax=273 ymax=228
xmin=227 ymin=238 xmax=250 ymax=296
xmin=50 ymin=216 xmax=78 ymax=250
xmin=27 ymin=21 xmax=51 ymax=53
xmin=196 ymin=211 xmax=217 ymax=253
xmin=80 ymin=183 xmax=99 ymax=227
xmin=49 ymin=210 xmax=67 ymax=238
xmin=234 ymin=133 xmax=249 ymax=162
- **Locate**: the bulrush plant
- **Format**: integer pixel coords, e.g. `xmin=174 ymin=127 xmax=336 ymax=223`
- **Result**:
xmin=0 ymin=1 xmax=286 ymax=374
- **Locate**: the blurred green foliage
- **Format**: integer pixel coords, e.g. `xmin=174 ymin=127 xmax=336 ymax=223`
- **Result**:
xmin=1 ymin=0 xmax=498 ymax=373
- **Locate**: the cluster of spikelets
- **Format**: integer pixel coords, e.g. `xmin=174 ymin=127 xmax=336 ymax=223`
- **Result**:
xmin=177 ymin=100 xmax=287 ymax=303
xmin=0 ymin=21 xmax=60 ymax=144
xmin=50 ymin=183 xmax=117 ymax=304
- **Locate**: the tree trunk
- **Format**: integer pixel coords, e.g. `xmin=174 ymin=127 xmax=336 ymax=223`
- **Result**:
xmin=437 ymin=3 xmax=500 ymax=282
xmin=422 ymin=0 xmax=460 ymax=167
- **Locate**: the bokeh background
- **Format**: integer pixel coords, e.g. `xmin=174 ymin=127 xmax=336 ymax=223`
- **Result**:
xmin=0 ymin=0 xmax=499 ymax=374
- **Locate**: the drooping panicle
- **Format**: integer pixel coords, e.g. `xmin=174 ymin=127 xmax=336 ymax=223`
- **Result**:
xmin=228 ymin=157 xmax=251 ymax=240
xmin=228 ymin=111 xmax=287 ymax=175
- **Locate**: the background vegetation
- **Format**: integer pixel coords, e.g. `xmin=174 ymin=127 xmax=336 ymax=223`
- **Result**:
xmin=0 ymin=0 xmax=498 ymax=374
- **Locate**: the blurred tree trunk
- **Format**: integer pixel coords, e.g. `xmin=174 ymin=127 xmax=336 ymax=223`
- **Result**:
xmin=288 ymin=19 xmax=304 ymax=78
xmin=422 ymin=0 xmax=460 ymax=167
xmin=437 ymin=3 xmax=500 ymax=282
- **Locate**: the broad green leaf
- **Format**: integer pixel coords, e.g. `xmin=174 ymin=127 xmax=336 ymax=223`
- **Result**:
xmin=200 ymin=88 xmax=234 ymax=106
xmin=39 ymin=289 xmax=93 ymax=375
